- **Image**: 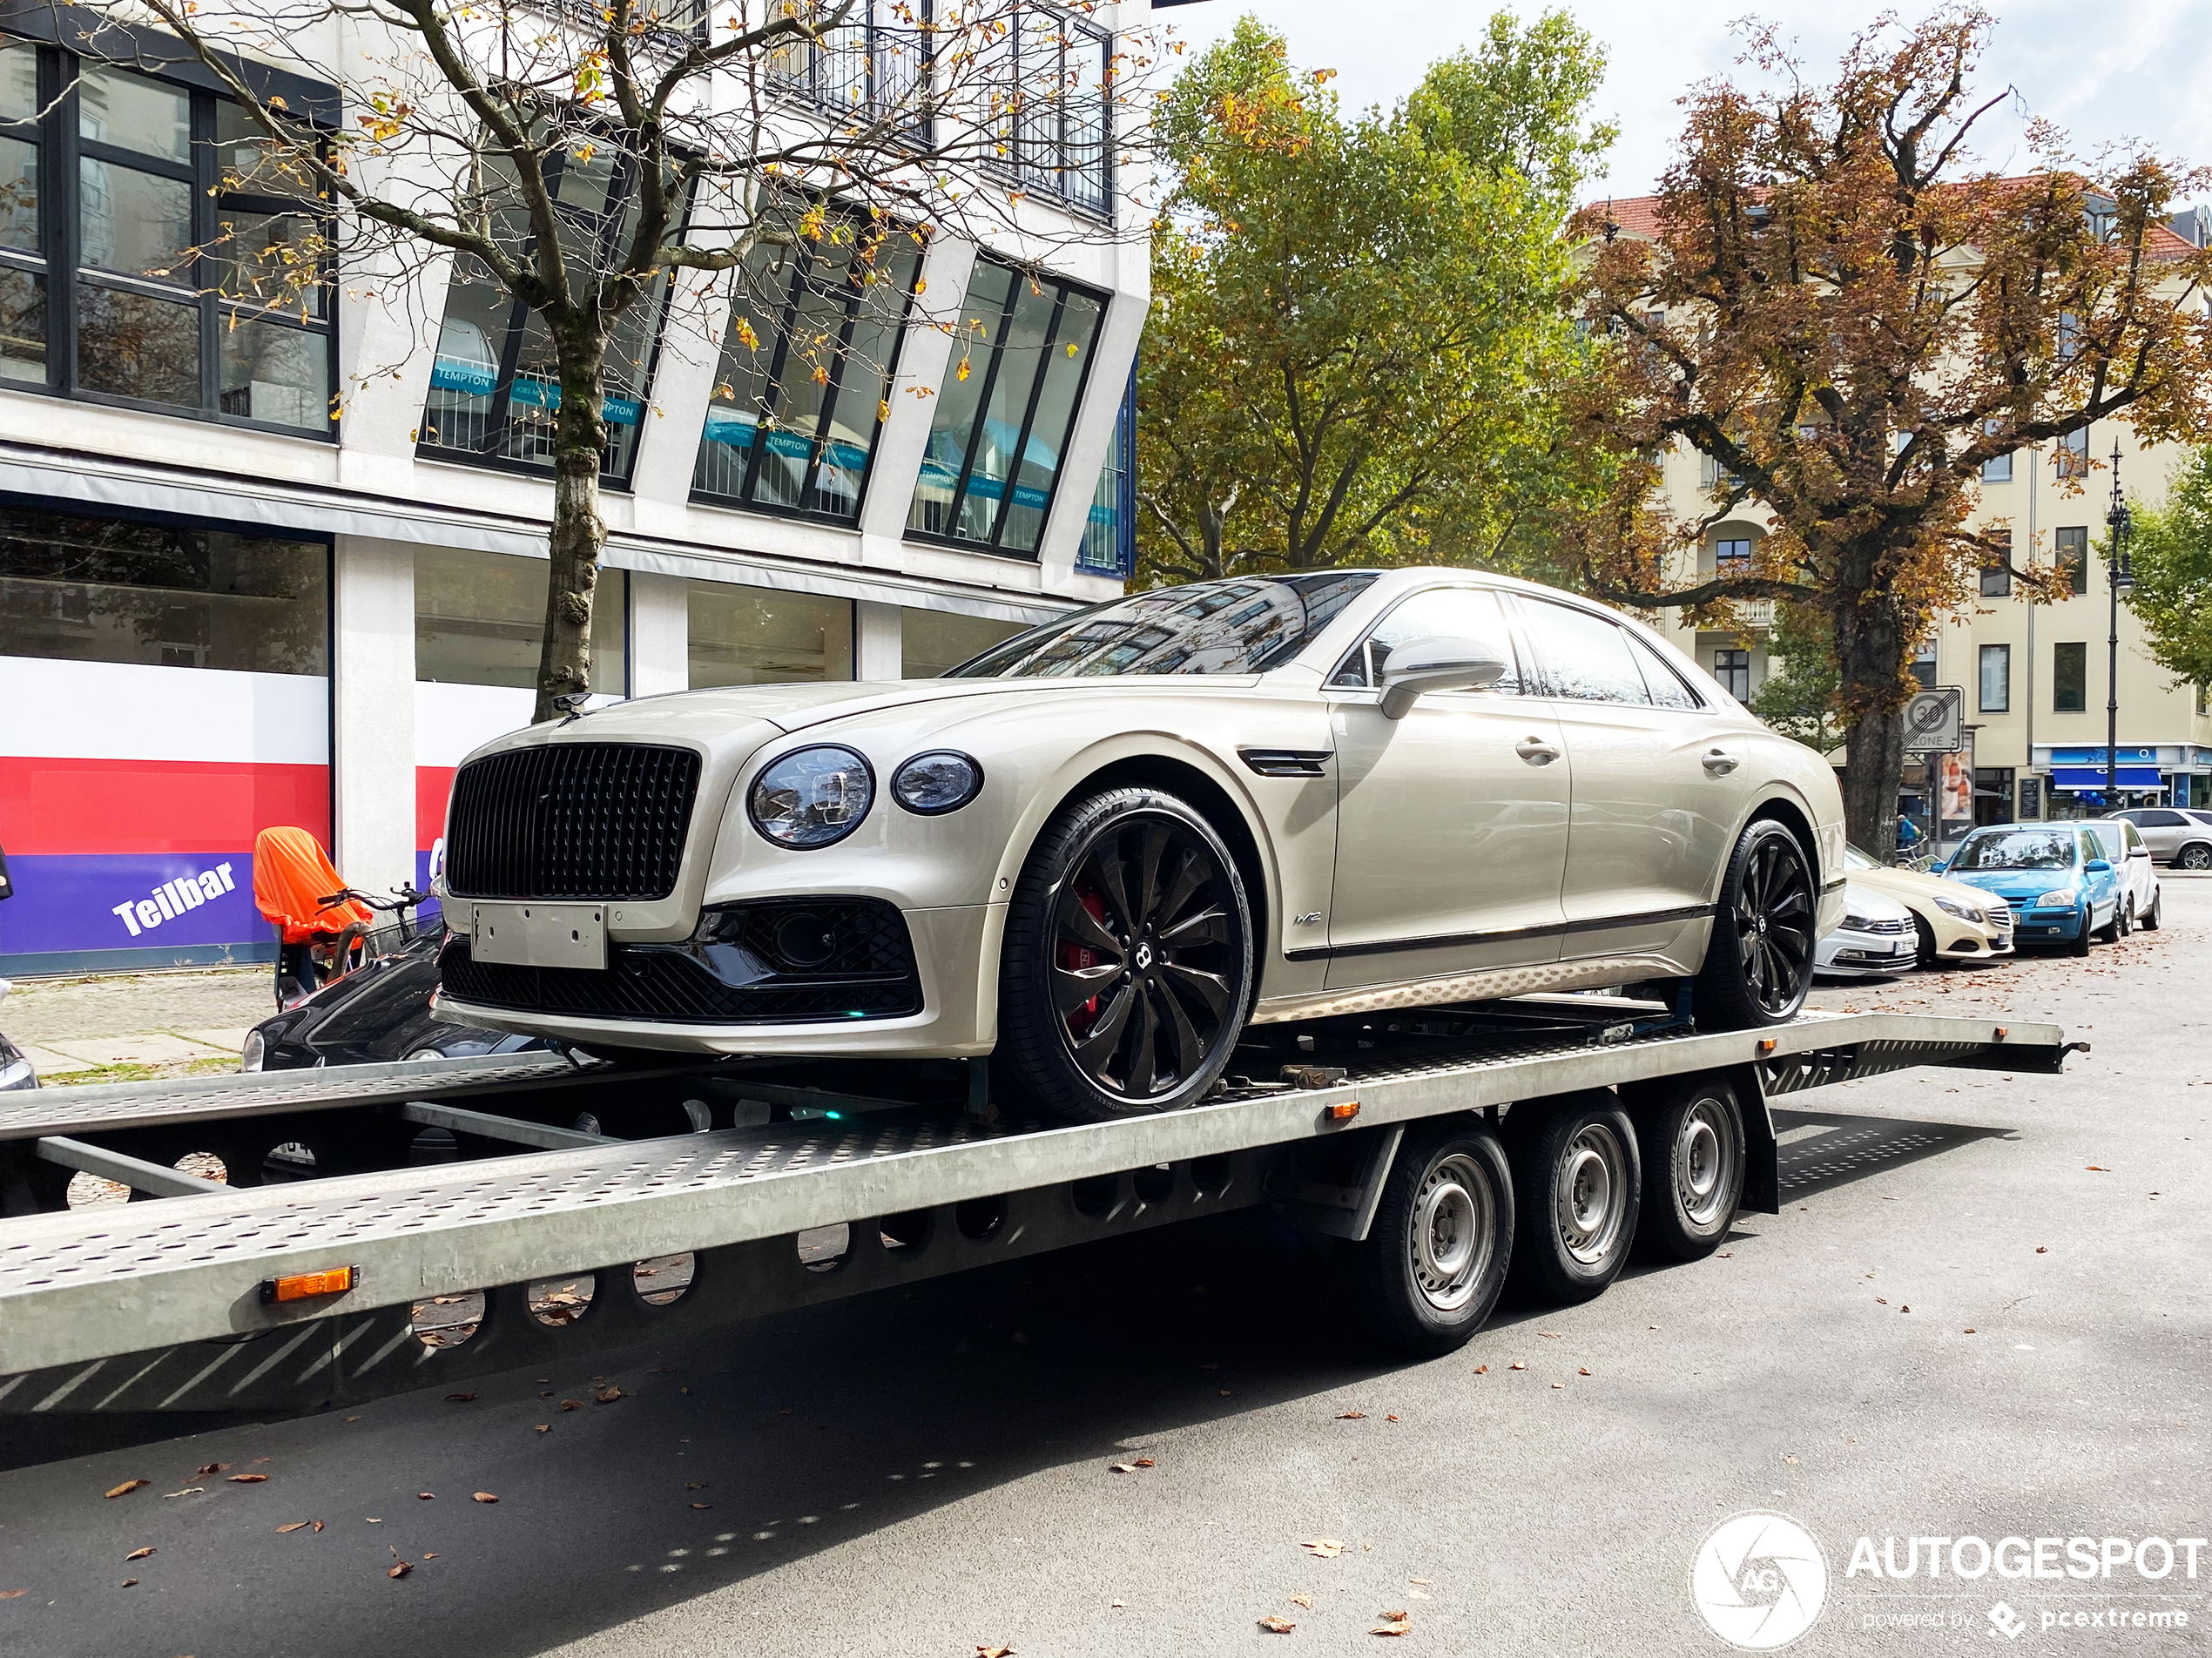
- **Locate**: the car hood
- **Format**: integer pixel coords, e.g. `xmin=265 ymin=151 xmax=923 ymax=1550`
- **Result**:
xmin=1851 ymin=866 xmax=2009 ymax=912
xmin=1943 ymin=868 xmax=2078 ymax=899
xmin=1840 ymin=881 xmax=1911 ymax=922
xmin=543 ymin=675 xmax=1264 ymax=740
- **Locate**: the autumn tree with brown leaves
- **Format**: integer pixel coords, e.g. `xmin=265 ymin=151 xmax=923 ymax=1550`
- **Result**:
xmin=1568 ymin=8 xmax=2212 ymax=853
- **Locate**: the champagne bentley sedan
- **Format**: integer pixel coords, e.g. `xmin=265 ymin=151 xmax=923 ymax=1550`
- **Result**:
xmin=432 ymin=569 xmax=1844 ymax=1121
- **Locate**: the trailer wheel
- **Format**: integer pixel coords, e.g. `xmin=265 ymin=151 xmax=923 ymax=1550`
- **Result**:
xmin=1355 ymin=1121 xmax=1514 ymax=1356
xmin=1630 ymin=1076 xmax=1744 ymax=1264
xmin=1505 ymin=1093 xmax=1641 ymax=1303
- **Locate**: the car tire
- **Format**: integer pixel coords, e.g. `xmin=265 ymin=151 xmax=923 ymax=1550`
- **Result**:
xmin=1353 ymin=1120 xmax=1514 ymax=1357
xmin=2099 ymin=900 xmax=2126 ymax=944
xmin=1504 ymin=1092 xmax=1641 ymax=1304
xmin=2141 ymin=890 xmax=2162 ymax=931
xmin=1691 ymin=819 xmax=1817 ymax=1030
xmin=2177 ymin=843 xmax=2212 ymax=872
xmin=2071 ymin=907 xmax=2094 ymax=957
xmin=994 ymin=786 xmax=1254 ymax=1122
xmin=1629 ymin=1075 xmax=1746 ymax=1264
xmin=1912 ymin=914 xmax=1940 ymax=969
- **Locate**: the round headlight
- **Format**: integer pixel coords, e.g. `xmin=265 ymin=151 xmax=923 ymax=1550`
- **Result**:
xmin=240 ymin=1028 xmax=266 ymax=1073
xmin=891 ymin=750 xmax=984 ymax=816
xmin=749 ymin=745 xmax=874 ymax=849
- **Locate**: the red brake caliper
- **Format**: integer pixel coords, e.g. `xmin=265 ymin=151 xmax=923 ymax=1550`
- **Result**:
xmin=1057 ymin=887 xmax=1110 ymax=1030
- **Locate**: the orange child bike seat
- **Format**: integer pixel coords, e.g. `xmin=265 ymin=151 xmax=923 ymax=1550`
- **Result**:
xmin=252 ymin=826 xmax=373 ymax=944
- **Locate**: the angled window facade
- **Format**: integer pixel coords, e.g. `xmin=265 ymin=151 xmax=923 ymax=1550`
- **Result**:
xmin=1078 ymin=360 xmax=1135 ymax=576
xmin=691 ymin=223 xmax=923 ymax=522
xmin=907 ymin=258 xmax=1103 ymax=557
xmin=0 ymin=39 xmax=335 ymax=434
xmin=420 ymin=149 xmax=678 ymax=486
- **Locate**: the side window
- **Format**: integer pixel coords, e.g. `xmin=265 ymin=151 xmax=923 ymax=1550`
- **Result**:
xmin=2078 ymin=831 xmax=2101 ymax=865
xmin=2142 ymin=809 xmax=2187 ymax=828
xmin=2125 ymin=823 xmax=2147 ymax=853
xmin=1625 ymin=631 xmax=1703 ymax=710
xmin=1518 ymin=599 xmax=1651 ymax=704
xmin=1330 ymin=587 xmax=1522 ymax=695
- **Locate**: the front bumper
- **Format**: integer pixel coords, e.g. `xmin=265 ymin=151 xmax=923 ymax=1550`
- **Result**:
xmin=435 ymin=903 xmax=997 ymax=1057
xmin=1922 ymin=907 xmax=2014 ymax=960
xmin=2013 ymin=903 xmax=2086 ymax=940
xmin=1814 ymin=927 xmax=1919 ymax=977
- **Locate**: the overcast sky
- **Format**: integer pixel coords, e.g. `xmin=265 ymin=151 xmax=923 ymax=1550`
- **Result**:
xmin=1148 ymin=1 xmax=2210 ymax=208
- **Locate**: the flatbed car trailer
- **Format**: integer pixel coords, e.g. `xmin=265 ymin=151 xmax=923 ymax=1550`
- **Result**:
xmin=0 ymin=998 xmax=2078 ymax=1418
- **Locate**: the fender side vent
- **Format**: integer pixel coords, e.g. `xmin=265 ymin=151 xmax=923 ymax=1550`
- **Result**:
xmin=1238 ymin=748 xmax=1332 ymax=778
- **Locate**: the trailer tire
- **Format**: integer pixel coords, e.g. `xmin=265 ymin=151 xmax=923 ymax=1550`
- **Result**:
xmin=1355 ymin=1121 xmax=1514 ymax=1357
xmin=1504 ymin=1093 xmax=1642 ymax=1303
xmin=1630 ymin=1076 xmax=1744 ymax=1264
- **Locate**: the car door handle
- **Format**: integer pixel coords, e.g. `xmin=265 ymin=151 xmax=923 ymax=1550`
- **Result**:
xmin=1515 ymin=737 xmax=1561 ymax=765
xmin=1702 ymin=748 xmax=1742 ymax=775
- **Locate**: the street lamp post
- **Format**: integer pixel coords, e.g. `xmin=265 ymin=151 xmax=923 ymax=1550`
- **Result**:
xmin=2105 ymin=441 xmax=2135 ymax=806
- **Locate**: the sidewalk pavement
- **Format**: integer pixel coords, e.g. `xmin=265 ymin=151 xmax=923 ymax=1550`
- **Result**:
xmin=0 ymin=967 xmax=273 ymax=1086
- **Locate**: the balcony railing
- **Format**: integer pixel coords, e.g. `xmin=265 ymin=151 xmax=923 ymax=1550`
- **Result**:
xmin=768 ymin=7 xmax=932 ymax=142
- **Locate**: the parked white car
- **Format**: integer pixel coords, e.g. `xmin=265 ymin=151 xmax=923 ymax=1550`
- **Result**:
xmin=2081 ymin=819 xmax=2162 ymax=933
xmin=1814 ymin=884 xmax=1920 ymax=979
xmin=433 ymin=569 xmax=1846 ymax=1121
xmin=2103 ymin=807 xmax=2212 ymax=871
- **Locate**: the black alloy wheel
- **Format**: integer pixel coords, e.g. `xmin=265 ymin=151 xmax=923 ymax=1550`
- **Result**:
xmin=1692 ymin=819 xmax=1816 ymax=1029
xmin=995 ymin=787 xmax=1253 ymax=1122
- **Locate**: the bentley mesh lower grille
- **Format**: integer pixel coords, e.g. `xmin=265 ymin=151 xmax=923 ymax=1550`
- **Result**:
xmin=445 ymin=743 xmax=701 ymax=901
xmin=438 ymin=900 xmax=921 ymax=1024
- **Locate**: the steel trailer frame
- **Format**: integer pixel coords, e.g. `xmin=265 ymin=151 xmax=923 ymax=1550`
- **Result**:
xmin=0 ymin=1001 xmax=2075 ymax=1418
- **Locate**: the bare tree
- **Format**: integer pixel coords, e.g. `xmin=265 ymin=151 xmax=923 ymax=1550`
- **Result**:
xmin=67 ymin=0 xmax=1154 ymax=718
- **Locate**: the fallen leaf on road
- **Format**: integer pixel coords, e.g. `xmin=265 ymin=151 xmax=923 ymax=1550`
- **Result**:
xmin=1258 ymin=1614 xmax=1296 ymax=1634
xmin=1784 ymin=1456 xmax=1799 ymax=1466
xmin=685 ymin=1482 xmax=707 ymax=1490
xmin=276 ymin=1523 xmax=312 ymax=1534
xmin=1302 ymin=1539 xmax=1345 ymax=1559
xmin=163 ymin=1489 xmax=202 ymax=1500
xmin=2036 ymin=1246 xmax=2048 ymax=1254
xmin=1508 ymin=1363 xmax=1526 ymax=1372
xmin=596 ymin=1387 xmax=623 ymax=1405
xmin=125 ymin=1548 xmax=153 ymax=1561
xmin=1372 ymin=1610 xmax=1410 ymax=1636
xmin=1541 ymin=1332 xmax=1561 ymax=1339
xmin=1109 ymin=1463 xmax=1139 ymax=1473
xmin=534 ymin=1425 xmax=551 ymax=1433
xmin=1964 ymin=1328 xmax=1977 ymax=1335
xmin=1900 ymin=1305 xmax=1911 ymax=1313
xmin=1336 ymin=1412 xmax=1366 ymax=1420
xmin=1550 ymin=1382 xmax=1563 ymax=1390
xmin=1474 ymin=1365 xmax=1487 ymax=1374
xmin=0 ymin=1590 xmax=25 ymax=1599
xmin=472 ymin=1493 xmax=498 ymax=1505
xmin=228 ymin=1474 xmax=268 ymax=1485
xmin=974 ymin=1646 xmax=1015 ymax=1657
xmin=1290 ymin=1594 xmax=1314 ymax=1607
xmin=445 ymin=1392 xmax=478 ymax=1404
xmin=2086 ymin=1166 xmax=2108 ymax=1172
xmin=105 ymin=1480 xmax=148 ymax=1499
xmin=1133 ymin=1457 xmax=1155 ymax=1468
xmin=690 ymin=1502 xmax=710 ymax=1510
xmin=416 ymin=1493 xmax=435 ymax=1501
xmin=1408 ymin=1579 xmax=1431 ymax=1586
xmin=193 ymin=1464 xmax=229 ymax=1478
xmin=559 ymin=1399 xmax=586 ymax=1412
xmin=1385 ymin=1414 xmax=1399 ymax=1423
xmin=119 ymin=1579 xmax=138 ymax=1589
xmin=1876 ymin=1297 xmax=1887 ymax=1304
xmin=1219 ymin=1389 xmax=1232 ymax=1397
xmin=388 ymin=1562 xmax=411 ymax=1580
xmin=313 ymin=1522 xmax=324 ymax=1533
xmin=1578 ymin=1368 xmax=1591 ymax=1377
xmin=422 ymin=1553 xmax=438 ymax=1560
xmin=648 ymin=1365 xmax=671 ymax=1374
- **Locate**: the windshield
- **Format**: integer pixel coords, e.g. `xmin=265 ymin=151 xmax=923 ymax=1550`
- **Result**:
xmin=947 ymin=572 xmax=1378 ymax=678
xmin=1843 ymin=844 xmax=1880 ymax=871
xmin=1951 ymin=830 xmax=2079 ymax=872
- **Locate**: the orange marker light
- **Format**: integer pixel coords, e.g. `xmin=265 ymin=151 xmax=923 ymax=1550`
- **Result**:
xmin=260 ymin=1266 xmax=356 ymax=1305
xmin=1994 ymin=1027 xmax=2008 ymax=1039
xmin=1326 ymin=1100 xmax=1361 ymax=1122
xmin=1757 ymin=1038 xmax=1777 ymax=1055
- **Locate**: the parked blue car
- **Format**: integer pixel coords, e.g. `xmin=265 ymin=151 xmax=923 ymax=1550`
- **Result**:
xmin=1934 ymin=824 xmax=2123 ymax=957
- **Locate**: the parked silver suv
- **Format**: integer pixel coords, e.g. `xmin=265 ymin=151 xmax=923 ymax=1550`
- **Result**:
xmin=2104 ymin=808 xmax=2212 ymax=870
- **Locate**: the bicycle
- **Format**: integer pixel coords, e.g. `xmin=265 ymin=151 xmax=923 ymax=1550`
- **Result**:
xmin=273 ymin=884 xmax=432 ymax=1011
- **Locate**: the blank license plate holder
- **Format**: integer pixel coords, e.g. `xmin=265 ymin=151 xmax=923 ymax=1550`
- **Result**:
xmin=469 ymin=901 xmax=607 ymax=970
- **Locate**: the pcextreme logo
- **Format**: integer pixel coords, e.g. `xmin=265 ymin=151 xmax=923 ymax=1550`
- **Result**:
xmin=1690 ymin=1511 xmax=1831 ymax=1650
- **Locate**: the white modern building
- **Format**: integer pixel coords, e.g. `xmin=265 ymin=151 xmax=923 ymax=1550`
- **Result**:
xmin=0 ymin=5 xmax=1143 ymax=974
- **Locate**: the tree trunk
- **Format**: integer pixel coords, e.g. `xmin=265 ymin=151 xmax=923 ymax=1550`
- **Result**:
xmin=1834 ymin=603 xmax=1908 ymax=859
xmin=533 ymin=327 xmax=610 ymax=725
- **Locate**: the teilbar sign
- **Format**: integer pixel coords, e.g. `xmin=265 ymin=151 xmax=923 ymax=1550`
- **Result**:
xmin=111 ymin=863 xmax=237 ymax=938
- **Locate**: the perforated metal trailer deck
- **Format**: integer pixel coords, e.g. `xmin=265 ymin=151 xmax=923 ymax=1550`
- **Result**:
xmin=0 ymin=1000 xmax=2076 ymax=1417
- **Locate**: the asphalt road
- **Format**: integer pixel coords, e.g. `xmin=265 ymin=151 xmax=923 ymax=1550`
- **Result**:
xmin=2 ymin=883 xmax=2207 ymax=1658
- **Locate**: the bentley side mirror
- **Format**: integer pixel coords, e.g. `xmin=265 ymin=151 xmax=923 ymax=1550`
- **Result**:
xmin=1378 ymin=636 xmax=1512 ymax=719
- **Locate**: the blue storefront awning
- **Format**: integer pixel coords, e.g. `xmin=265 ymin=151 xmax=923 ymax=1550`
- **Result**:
xmin=2051 ymin=765 xmax=2162 ymax=790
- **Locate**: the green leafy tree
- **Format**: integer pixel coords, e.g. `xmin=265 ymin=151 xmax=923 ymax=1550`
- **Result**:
xmin=1137 ymin=15 xmax=1612 ymax=583
xmin=2124 ymin=447 xmax=2212 ymax=691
